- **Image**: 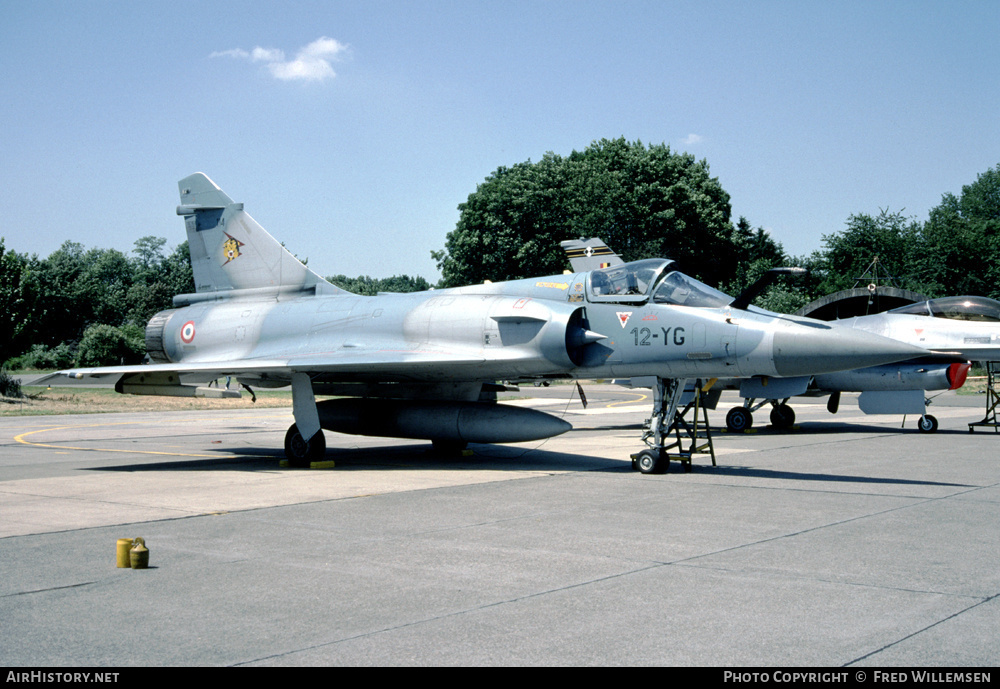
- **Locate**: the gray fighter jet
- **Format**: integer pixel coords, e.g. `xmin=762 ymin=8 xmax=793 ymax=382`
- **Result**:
xmin=50 ymin=175 xmax=929 ymax=466
xmin=730 ymin=297 xmax=998 ymax=433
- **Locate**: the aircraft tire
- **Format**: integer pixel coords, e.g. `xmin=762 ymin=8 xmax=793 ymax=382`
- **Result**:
xmin=635 ymin=449 xmax=666 ymax=474
xmin=284 ymin=424 xmax=326 ymax=467
xmin=769 ymin=404 xmax=795 ymax=429
xmin=918 ymin=415 xmax=939 ymax=433
xmin=726 ymin=407 xmax=753 ymax=432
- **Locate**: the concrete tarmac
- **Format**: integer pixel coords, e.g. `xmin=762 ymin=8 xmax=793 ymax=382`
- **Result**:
xmin=1 ymin=386 xmax=997 ymax=666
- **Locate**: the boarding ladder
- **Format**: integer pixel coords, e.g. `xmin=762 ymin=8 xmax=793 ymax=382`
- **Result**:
xmin=969 ymin=362 xmax=1000 ymax=433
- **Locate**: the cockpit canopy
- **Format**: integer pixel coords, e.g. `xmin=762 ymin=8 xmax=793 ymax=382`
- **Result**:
xmin=889 ymin=296 xmax=1000 ymax=322
xmin=586 ymin=259 xmax=733 ymax=308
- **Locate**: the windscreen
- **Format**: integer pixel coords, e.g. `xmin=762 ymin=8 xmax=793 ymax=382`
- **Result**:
xmin=587 ymin=259 xmax=672 ymax=301
xmin=890 ymin=296 xmax=1000 ymax=322
xmin=651 ymin=271 xmax=733 ymax=308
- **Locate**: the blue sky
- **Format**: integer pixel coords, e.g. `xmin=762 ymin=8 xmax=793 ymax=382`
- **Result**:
xmin=2 ymin=1 xmax=998 ymax=282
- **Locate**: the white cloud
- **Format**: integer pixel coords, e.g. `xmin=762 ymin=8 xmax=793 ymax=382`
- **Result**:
xmin=251 ymin=47 xmax=285 ymax=63
xmin=210 ymin=37 xmax=347 ymax=82
xmin=209 ymin=48 xmax=250 ymax=59
xmin=680 ymin=133 xmax=704 ymax=146
xmin=301 ymin=37 xmax=347 ymax=59
xmin=268 ymin=59 xmax=336 ymax=82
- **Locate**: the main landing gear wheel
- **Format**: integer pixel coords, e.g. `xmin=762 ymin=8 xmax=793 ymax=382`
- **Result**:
xmin=284 ymin=424 xmax=326 ymax=467
xmin=635 ymin=448 xmax=667 ymax=474
xmin=918 ymin=415 xmax=939 ymax=433
xmin=769 ymin=404 xmax=795 ymax=429
xmin=726 ymin=407 xmax=753 ymax=432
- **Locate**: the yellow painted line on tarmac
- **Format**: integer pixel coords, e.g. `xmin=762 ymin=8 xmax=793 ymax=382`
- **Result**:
xmin=13 ymin=413 xmax=291 ymax=459
xmin=605 ymin=391 xmax=648 ymax=408
xmin=15 ymin=423 xmax=218 ymax=458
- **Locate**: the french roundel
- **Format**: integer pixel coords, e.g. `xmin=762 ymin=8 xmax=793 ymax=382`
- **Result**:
xmin=180 ymin=320 xmax=196 ymax=343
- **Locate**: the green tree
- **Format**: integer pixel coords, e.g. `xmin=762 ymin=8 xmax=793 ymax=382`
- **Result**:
xmin=8 ymin=343 xmax=75 ymax=370
xmin=160 ymin=241 xmax=195 ymax=298
xmin=75 ymin=323 xmax=146 ymax=367
xmin=915 ymin=164 xmax=1000 ymax=298
xmin=434 ymin=138 xmax=739 ymax=287
xmin=815 ymin=209 xmax=921 ymax=295
xmin=80 ymin=248 xmax=133 ymax=326
xmin=32 ymin=242 xmax=135 ymax=343
xmin=33 ymin=240 xmax=88 ymax=348
xmin=132 ymin=236 xmax=167 ymax=270
xmin=0 ymin=238 xmax=43 ymax=364
xmin=0 ymin=368 xmax=22 ymax=398
xmin=5 ymin=236 xmax=194 ymax=366
xmin=125 ymin=240 xmax=194 ymax=325
xmin=955 ymin=164 xmax=1000 ymax=222
xmin=326 ymin=274 xmax=431 ymax=295
xmin=719 ymin=217 xmax=788 ymax=299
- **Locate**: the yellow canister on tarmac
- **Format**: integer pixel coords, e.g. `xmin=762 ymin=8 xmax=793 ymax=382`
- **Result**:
xmin=129 ymin=537 xmax=149 ymax=569
xmin=116 ymin=538 xmax=134 ymax=568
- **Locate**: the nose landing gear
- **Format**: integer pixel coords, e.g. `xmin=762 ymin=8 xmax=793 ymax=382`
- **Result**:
xmin=631 ymin=378 xmax=717 ymax=474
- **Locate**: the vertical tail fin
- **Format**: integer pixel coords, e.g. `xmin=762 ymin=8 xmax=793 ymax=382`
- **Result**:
xmin=560 ymin=238 xmax=624 ymax=272
xmin=177 ymin=173 xmax=345 ymax=295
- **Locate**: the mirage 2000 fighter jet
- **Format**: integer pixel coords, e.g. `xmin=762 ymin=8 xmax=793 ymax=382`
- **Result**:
xmin=50 ymin=175 xmax=929 ymax=469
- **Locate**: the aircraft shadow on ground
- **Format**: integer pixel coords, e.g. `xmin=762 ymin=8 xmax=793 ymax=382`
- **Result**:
xmin=673 ymin=462 xmax=972 ymax=487
xmin=84 ymin=443 xmax=631 ymax=474
xmin=578 ymin=419 xmax=979 ymax=436
xmin=575 ymin=423 xmax=645 ymax=432
xmin=82 ymin=440 xmax=971 ymax=488
xmin=716 ymin=422 xmax=978 ymax=436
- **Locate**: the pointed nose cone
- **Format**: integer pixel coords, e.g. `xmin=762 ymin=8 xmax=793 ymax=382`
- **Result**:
xmin=772 ymin=324 xmax=930 ymax=377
